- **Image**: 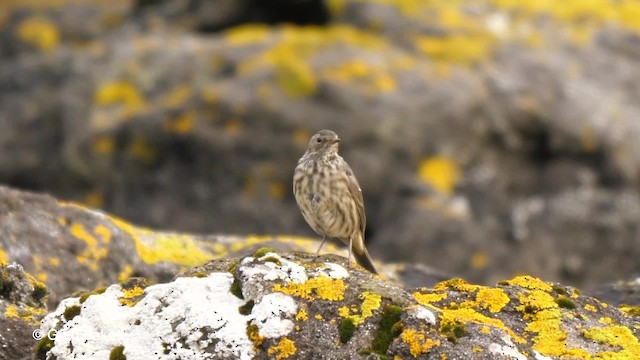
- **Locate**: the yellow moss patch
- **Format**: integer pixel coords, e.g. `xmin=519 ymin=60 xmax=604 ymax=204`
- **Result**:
xmin=4 ymin=304 xmax=47 ymax=326
xmin=295 ymin=308 xmax=308 ymax=321
xmin=276 ymin=51 xmax=317 ymax=98
xmin=268 ymin=337 xmax=297 ymax=360
xmin=70 ymin=223 xmax=111 ymax=271
xmin=338 ymin=291 xmax=382 ymax=325
xmin=440 ymin=307 xmax=526 ymax=344
xmin=95 ymin=81 xmax=144 ymax=109
xmin=583 ymin=325 xmax=640 ymax=359
xmin=417 ymin=156 xmax=461 ymax=195
xmin=475 ymin=288 xmax=510 ymax=313
xmin=225 ymin=24 xmax=271 ymax=45
xmin=110 ymin=217 xmax=214 ymax=266
xmin=413 ymin=292 xmax=448 ymax=305
xmin=48 ymin=257 xmax=60 ymax=267
xmin=502 ymin=276 xmax=553 ymax=292
xmin=0 ymin=248 xmax=8 ymax=265
xmin=433 ymin=278 xmax=481 ymax=293
xmin=273 ymin=276 xmax=346 ymax=301
xmin=117 ymin=265 xmax=134 ymax=283
xmin=315 ymin=314 xmax=323 ymax=320
xmin=516 ymin=289 xmax=557 ymax=315
xmin=585 ymin=304 xmax=598 ymax=312
xmin=119 ymin=286 xmax=145 ymax=307
xmin=17 ymin=16 xmax=59 ymax=51
xmin=163 ymin=112 xmax=196 ymax=135
xmin=401 ymin=328 xmax=441 ymax=357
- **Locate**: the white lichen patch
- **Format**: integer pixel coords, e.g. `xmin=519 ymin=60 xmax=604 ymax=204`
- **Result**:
xmin=309 ymin=262 xmax=350 ymax=279
xmin=251 ymin=292 xmax=297 ymax=338
xmin=41 ymin=273 xmax=254 ymax=360
xmin=238 ymin=253 xmax=308 ymax=300
xmin=408 ymin=305 xmax=437 ymax=325
xmin=488 ymin=334 xmax=527 ymax=360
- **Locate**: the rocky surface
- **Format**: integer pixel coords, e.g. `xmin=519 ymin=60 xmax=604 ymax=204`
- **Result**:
xmin=0 ymin=263 xmax=48 ymax=360
xmin=37 ymin=252 xmax=640 ymax=360
xmin=2 ymin=0 xmax=640 ymax=299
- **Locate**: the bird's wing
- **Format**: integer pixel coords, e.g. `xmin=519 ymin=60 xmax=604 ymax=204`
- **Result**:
xmin=343 ymin=162 xmax=366 ymax=232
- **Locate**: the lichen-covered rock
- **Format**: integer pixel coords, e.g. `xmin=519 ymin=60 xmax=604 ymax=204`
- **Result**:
xmin=39 ymin=252 xmax=640 ymax=359
xmin=0 ymin=263 xmax=49 ymax=360
xmin=3 ymin=0 xmax=640 ymax=292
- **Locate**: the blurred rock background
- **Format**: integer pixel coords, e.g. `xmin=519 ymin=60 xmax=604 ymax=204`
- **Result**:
xmin=1 ymin=0 xmax=640 ymax=289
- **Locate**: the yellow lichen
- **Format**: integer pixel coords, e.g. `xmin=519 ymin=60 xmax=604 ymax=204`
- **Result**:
xmin=4 ymin=304 xmax=47 ymax=326
xmin=585 ymin=304 xmax=598 ymax=312
xmin=119 ymin=286 xmax=144 ymax=307
xmin=163 ymin=112 xmax=196 ymax=135
xmin=295 ymin=309 xmax=308 ymax=321
xmin=117 ymin=265 xmax=134 ymax=283
xmin=433 ymin=278 xmax=481 ymax=293
xmin=267 ymin=337 xmax=297 ymax=360
xmin=502 ymin=276 xmax=554 ymax=292
xmin=70 ymin=223 xmax=111 ymax=271
xmin=0 ymin=248 xmax=8 ymax=265
xmin=225 ymin=24 xmax=271 ymax=45
xmin=338 ymin=292 xmax=382 ymax=325
xmin=401 ymin=328 xmax=441 ymax=357
xmin=95 ymin=81 xmax=144 ymax=109
xmin=413 ymin=292 xmax=448 ymax=305
xmin=442 ymin=308 xmax=526 ymax=344
xmin=273 ymin=276 xmax=346 ymax=301
xmin=17 ymin=16 xmax=59 ymax=51
xmin=475 ymin=288 xmax=510 ymax=313
xmin=583 ymin=325 xmax=640 ymax=359
xmin=109 ymin=217 xmax=215 ymax=266
xmin=417 ymin=156 xmax=461 ymax=195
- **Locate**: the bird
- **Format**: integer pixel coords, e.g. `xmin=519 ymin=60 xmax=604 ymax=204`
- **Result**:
xmin=293 ymin=129 xmax=378 ymax=274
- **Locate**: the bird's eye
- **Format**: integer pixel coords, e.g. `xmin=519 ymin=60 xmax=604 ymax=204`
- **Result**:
xmin=316 ymin=138 xmax=322 ymax=143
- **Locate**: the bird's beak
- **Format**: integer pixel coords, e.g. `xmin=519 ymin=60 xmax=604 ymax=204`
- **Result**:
xmin=330 ymin=138 xmax=340 ymax=144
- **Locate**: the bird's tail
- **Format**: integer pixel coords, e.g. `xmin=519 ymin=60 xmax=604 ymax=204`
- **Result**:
xmin=354 ymin=247 xmax=378 ymax=275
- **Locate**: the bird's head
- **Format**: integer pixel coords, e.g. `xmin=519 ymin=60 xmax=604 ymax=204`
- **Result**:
xmin=307 ymin=129 xmax=340 ymax=154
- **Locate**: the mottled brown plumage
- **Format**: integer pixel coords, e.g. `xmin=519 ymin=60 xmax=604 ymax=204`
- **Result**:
xmin=293 ymin=130 xmax=377 ymax=274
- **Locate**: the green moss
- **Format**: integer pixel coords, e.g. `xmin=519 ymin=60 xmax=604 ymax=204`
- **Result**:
xmin=371 ymin=305 xmax=403 ymax=355
xmin=339 ymin=318 xmax=357 ymax=343
xmin=31 ymin=283 xmax=48 ymax=302
xmin=34 ymin=336 xmax=54 ymax=360
xmin=79 ymin=287 xmax=106 ymax=304
xmin=63 ymin=305 xmax=81 ymax=321
xmin=239 ymin=300 xmax=255 ymax=315
xmin=109 ymin=345 xmax=126 ymax=360
xmin=262 ymin=256 xmax=282 ymax=266
xmin=228 ymin=259 xmax=239 ymax=274
xmin=440 ymin=320 xmax=466 ymax=343
xmin=555 ymin=296 xmax=577 ymax=309
xmin=0 ymin=277 xmax=14 ymax=297
xmin=253 ymin=247 xmax=277 ymax=258
xmin=190 ymin=271 xmax=209 ymax=278
xmin=230 ymin=277 xmax=244 ymax=299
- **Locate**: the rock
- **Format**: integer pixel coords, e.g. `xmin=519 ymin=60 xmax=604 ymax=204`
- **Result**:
xmin=0 ymin=263 xmax=49 ymax=360
xmin=2 ymin=0 xmax=640 ymax=292
xmin=38 ymin=252 xmax=640 ymax=359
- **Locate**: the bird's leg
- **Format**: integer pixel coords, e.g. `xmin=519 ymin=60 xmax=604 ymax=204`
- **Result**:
xmin=348 ymin=236 xmax=353 ymax=267
xmin=315 ymin=234 xmax=327 ymax=256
